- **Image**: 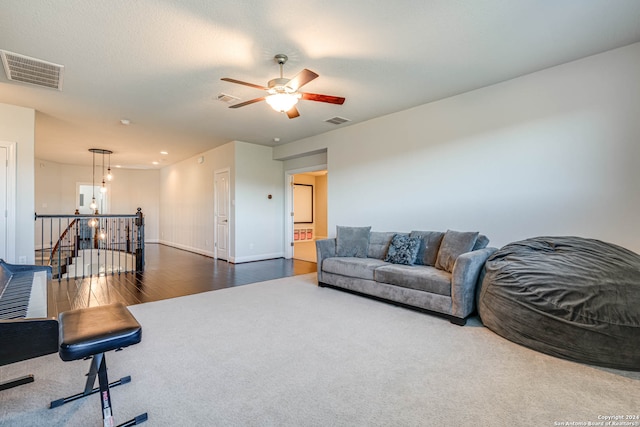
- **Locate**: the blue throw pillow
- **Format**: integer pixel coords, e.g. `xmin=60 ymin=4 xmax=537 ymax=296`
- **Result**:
xmin=384 ymin=234 xmax=421 ymax=265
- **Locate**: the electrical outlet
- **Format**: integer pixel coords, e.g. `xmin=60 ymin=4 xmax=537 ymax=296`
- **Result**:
xmin=18 ymin=256 xmax=27 ymax=264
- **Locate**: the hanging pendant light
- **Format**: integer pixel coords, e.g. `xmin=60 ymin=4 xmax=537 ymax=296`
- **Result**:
xmin=88 ymin=148 xmax=113 ymax=224
xmin=106 ymin=151 xmax=113 ymax=181
xmin=89 ymin=149 xmax=97 ymax=210
xmin=100 ymin=151 xmax=107 ymax=193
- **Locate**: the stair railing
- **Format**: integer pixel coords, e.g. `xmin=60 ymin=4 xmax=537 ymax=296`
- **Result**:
xmin=35 ymin=208 xmax=145 ymax=280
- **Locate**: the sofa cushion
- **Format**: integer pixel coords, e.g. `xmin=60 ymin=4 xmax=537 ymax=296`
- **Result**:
xmin=384 ymin=234 xmax=421 ymax=265
xmin=410 ymin=231 xmax=444 ymax=266
xmin=473 ymin=234 xmax=490 ymax=251
xmin=375 ymin=264 xmax=452 ymax=296
xmin=367 ymin=232 xmax=399 ymax=259
xmin=322 ymin=257 xmax=389 ymax=281
xmin=435 ymin=230 xmax=479 ymax=273
xmin=336 ymin=226 xmax=371 ymax=258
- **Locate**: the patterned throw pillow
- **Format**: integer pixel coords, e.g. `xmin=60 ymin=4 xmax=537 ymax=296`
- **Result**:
xmin=384 ymin=234 xmax=421 ymax=265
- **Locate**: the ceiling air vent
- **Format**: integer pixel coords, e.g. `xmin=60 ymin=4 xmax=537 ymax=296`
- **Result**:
xmin=217 ymin=93 xmax=240 ymax=103
xmin=325 ymin=116 xmax=351 ymax=125
xmin=0 ymin=50 xmax=64 ymax=90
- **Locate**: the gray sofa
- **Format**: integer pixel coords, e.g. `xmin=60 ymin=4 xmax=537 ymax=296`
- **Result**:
xmin=315 ymin=227 xmax=497 ymax=325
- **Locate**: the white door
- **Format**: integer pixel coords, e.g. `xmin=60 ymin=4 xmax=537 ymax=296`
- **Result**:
xmin=0 ymin=146 xmax=7 ymax=260
xmin=0 ymin=142 xmax=15 ymax=263
xmin=214 ymin=169 xmax=230 ymax=261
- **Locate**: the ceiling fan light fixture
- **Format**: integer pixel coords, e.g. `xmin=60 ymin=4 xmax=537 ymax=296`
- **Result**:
xmin=221 ymin=53 xmax=343 ymax=118
xmin=265 ymin=92 xmax=301 ymax=113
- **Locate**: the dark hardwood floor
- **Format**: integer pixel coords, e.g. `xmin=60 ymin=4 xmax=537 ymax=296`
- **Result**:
xmin=48 ymin=243 xmax=316 ymax=316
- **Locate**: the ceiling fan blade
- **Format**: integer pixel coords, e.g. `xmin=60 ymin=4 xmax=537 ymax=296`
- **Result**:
xmin=221 ymin=77 xmax=268 ymax=90
xmin=229 ymin=97 xmax=266 ymax=108
xmin=301 ymin=92 xmax=346 ymax=105
xmin=286 ymin=107 xmax=300 ymax=119
xmin=286 ymin=69 xmax=319 ymax=91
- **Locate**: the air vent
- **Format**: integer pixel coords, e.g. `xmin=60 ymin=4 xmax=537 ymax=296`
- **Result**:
xmin=0 ymin=50 xmax=64 ymax=90
xmin=217 ymin=93 xmax=240 ymax=103
xmin=325 ymin=116 xmax=351 ymax=125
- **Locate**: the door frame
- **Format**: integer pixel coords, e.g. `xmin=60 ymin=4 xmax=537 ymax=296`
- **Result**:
xmin=214 ymin=167 xmax=231 ymax=260
xmin=0 ymin=141 xmax=16 ymax=263
xmin=284 ymin=164 xmax=327 ymax=259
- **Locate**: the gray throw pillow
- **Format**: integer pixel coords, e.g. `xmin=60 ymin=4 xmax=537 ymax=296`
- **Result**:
xmin=336 ymin=226 xmax=371 ymax=258
xmin=409 ymin=231 xmax=444 ymax=266
xmin=435 ymin=230 xmax=479 ymax=272
xmin=384 ymin=234 xmax=421 ymax=265
xmin=473 ymin=234 xmax=490 ymax=251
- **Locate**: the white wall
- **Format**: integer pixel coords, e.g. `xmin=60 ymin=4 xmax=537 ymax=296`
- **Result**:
xmin=34 ymin=159 xmax=160 ymax=241
xmin=159 ymin=141 xmax=284 ymax=262
xmin=159 ymin=142 xmax=233 ymax=256
xmin=274 ymin=42 xmax=640 ymax=253
xmin=234 ymin=142 xmax=284 ymax=262
xmin=0 ymin=103 xmax=35 ymax=263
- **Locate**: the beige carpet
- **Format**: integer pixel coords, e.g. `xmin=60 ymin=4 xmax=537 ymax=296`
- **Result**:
xmin=1 ymin=274 xmax=638 ymax=426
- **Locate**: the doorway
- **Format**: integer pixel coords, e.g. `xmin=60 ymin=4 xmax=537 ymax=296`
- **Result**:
xmin=290 ymin=170 xmax=327 ymax=263
xmin=0 ymin=142 xmax=16 ymax=262
xmin=214 ymin=168 xmax=230 ymax=261
xmin=77 ymin=184 xmax=109 ymax=214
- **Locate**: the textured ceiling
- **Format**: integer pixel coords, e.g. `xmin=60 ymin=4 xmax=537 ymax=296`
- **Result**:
xmin=1 ymin=0 xmax=640 ymax=168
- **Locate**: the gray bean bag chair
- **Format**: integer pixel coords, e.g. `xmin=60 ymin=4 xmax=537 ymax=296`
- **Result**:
xmin=478 ymin=236 xmax=640 ymax=371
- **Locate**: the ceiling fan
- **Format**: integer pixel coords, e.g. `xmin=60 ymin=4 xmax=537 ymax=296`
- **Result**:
xmin=221 ymin=54 xmax=345 ymax=119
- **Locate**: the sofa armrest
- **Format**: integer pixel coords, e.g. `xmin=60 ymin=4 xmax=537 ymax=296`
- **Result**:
xmin=450 ymin=247 xmax=497 ymax=319
xmin=315 ymin=238 xmax=336 ymax=283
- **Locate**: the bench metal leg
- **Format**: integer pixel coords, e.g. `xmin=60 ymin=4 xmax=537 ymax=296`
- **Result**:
xmin=50 ymin=353 xmax=147 ymax=426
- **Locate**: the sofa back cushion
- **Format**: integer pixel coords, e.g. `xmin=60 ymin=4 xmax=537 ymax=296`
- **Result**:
xmin=367 ymin=231 xmax=401 ymax=259
xmin=336 ymin=226 xmax=371 ymax=258
xmin=409 ymin=231 xmax=444 ymax=266
xmin=435 ymin=230 xmax=479 ymax=273
xmin=473 ymin=234 xmax=490 ymax=250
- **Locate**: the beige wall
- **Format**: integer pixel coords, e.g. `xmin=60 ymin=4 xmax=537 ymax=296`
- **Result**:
xmin=0 ymin=103 xmax=35 ymax=263
xmin=315 ymin=174 xmax=328 ymax=238
xmin=274 ymin=42 xmax=640 ymax=253
xmin=159 ymin=142 xmax=233 ymax=257
xmin=159 ymin=141 xmax=284 ymax=262
xmin=34 ymin=159 xmax=161 ymax=241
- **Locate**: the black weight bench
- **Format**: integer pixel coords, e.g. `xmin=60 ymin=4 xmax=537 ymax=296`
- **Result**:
xmin=50 ymin=303 xmax=148 ymax=426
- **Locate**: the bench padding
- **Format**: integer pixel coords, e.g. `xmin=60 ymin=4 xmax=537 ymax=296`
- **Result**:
xmin=58 ymin=303 xmax=141 ymax=361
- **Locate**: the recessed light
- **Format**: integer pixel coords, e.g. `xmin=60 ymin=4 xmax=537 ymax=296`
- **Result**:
xmin=160 ymin=151 xmax=168 ymax=155
xmin=152 ymin=161 xmax=159 ymax=165
xmin=120 ymin=119 xmax=131 ymax=125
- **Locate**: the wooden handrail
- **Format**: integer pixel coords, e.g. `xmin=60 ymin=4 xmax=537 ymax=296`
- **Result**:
xmin=35 ymin=209 xmax=145 ymax=279
xmin=48 ymin=218 xmax=79 ymax=266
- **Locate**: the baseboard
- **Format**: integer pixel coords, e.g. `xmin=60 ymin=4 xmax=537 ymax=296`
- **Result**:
xmin=232 ymin=252 xmax=286 ymax=264
xmin=156 ymin=241 xmax=285 ymax=264
xmin=157 ymin=240 xmax=215 ymax=258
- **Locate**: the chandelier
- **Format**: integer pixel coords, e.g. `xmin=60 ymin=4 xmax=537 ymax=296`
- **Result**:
xmin=88 ymin=148 xmax=113 ymax=228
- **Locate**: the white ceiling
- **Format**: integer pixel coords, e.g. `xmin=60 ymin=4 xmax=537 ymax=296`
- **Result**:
xmin=1 ymin=0 xmax=640 ymax=169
